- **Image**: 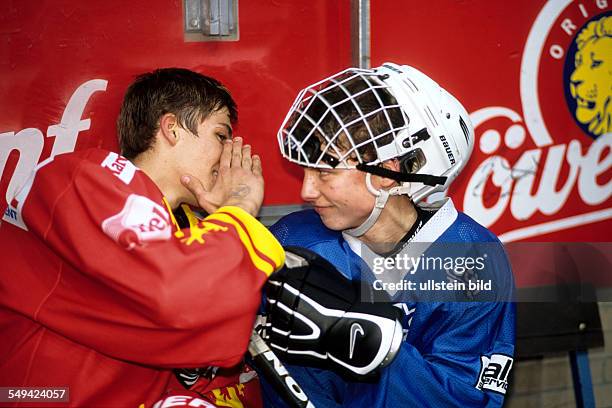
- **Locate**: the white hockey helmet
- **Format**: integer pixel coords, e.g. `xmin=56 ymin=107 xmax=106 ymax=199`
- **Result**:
xmin=278 ymin=62 xmax=475 ymax=235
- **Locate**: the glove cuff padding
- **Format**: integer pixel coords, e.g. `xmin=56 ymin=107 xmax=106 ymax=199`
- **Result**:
xmin=264 ymin=246 xmax=404 ymax=380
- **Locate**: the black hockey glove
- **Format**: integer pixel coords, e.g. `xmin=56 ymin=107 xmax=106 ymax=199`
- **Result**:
xmin=174 ymin=366 xmax=218 ymax=389
xmin=260 ymin=246 xmax=403 ymax=380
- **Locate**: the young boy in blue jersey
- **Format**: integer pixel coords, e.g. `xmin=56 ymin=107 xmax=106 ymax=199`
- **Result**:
xmin=257 ymin=63 xmax=516 ymax=407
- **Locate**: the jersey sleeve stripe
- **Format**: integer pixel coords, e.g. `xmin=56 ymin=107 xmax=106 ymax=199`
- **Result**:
xmin=215 ymin=207 xmax=285 ymax=271
xmin=206 ymin=206 xmax=285 ymax=276
xmin=207 ymin=213 xmax=277 ymax=276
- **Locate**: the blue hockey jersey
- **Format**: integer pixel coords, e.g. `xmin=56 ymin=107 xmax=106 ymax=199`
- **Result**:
xmin=260 ymin=199 xmax=515 ymax=407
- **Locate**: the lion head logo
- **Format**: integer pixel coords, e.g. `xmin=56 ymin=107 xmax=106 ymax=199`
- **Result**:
xmin=567 ymin=14 xmax=611 ymax=139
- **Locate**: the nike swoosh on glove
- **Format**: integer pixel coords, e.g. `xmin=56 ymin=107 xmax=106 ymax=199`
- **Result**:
xmin=260 ymin=246 xmax=403 ymax=380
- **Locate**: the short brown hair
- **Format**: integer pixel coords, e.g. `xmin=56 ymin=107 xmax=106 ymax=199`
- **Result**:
xmin=117 ymin=68 xmax=237 ymax=159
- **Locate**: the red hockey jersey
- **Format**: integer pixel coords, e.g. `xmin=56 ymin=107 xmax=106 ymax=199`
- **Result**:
xmin=0 ymin=148 xmax=285 ymax=407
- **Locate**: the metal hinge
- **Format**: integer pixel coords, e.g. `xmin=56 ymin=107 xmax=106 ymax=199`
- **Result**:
xmin=184 ymin=0 xmax=239 ymax=42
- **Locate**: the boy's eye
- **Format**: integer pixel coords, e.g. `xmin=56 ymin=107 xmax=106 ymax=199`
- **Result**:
xmin=217 ymin=133 xmax=230 ymax=142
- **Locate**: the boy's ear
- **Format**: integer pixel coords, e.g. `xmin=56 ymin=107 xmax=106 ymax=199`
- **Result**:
xmin=377 ymin=159 xmax=401 ymax=188
xmin=159 ymin=113 xmax=179 ymax=146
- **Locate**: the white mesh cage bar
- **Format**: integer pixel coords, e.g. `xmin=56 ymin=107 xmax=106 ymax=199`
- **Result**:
xmin=278 ymin=68 xmax=410 ymax=169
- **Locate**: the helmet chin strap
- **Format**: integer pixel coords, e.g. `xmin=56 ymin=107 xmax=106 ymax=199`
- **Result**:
xmin=344 ymin=173 xmax=411 ymax=237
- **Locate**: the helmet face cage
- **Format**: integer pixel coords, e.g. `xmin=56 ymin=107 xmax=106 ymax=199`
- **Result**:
xmin=278 ymin=68 xmax=410 ymax=169
xmin=278 ymin=62 xmax=475 ymax=202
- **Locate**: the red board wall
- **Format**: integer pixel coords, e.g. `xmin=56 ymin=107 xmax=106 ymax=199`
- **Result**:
xmin=1 ymin=0 xmax=610 ymax=248
xmin=0 ymin=0 xmax=351 ymax=207
xmin=372 ymin=0 xmax=611 ymax=243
